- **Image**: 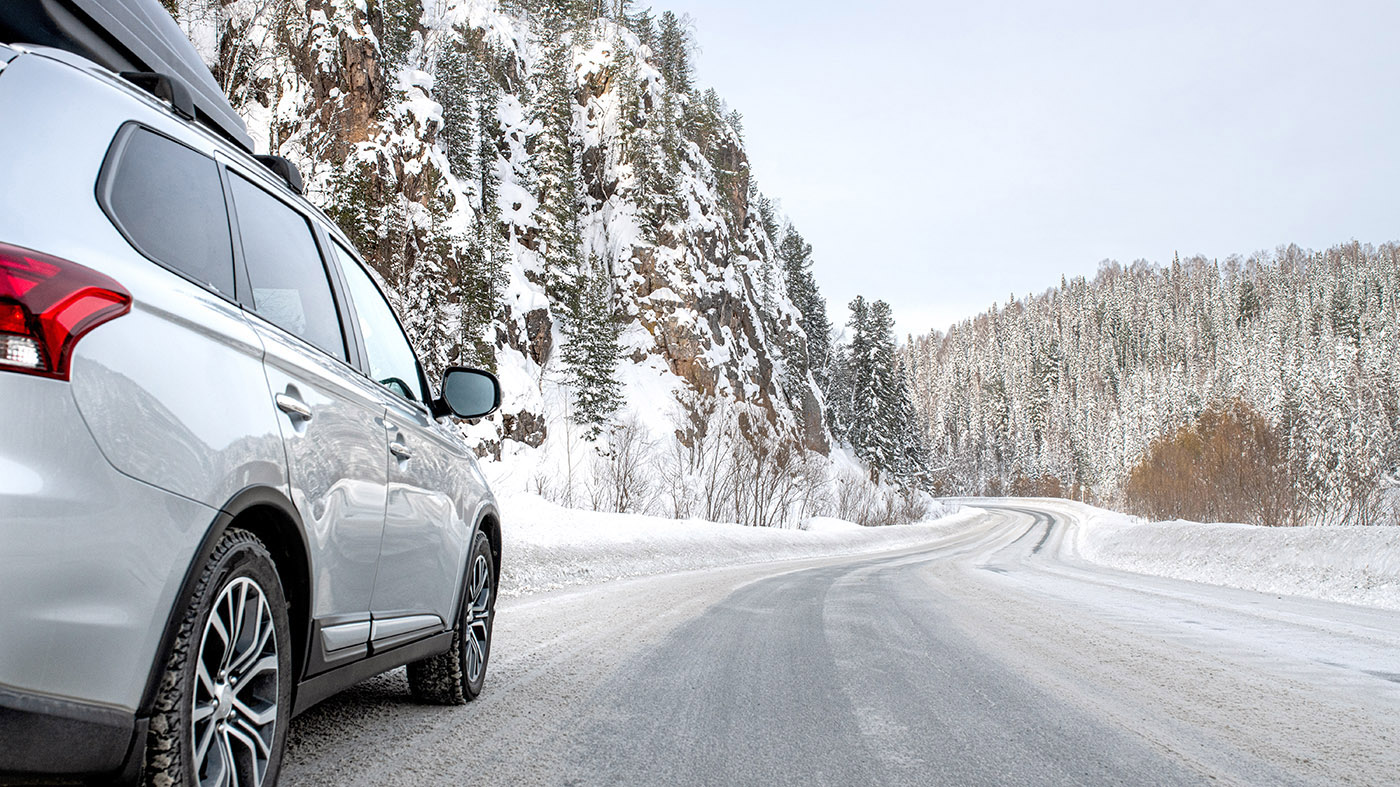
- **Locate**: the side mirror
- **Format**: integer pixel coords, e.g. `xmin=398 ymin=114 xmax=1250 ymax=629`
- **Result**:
xmin=434 ymin=367 xmax=501 ymax=420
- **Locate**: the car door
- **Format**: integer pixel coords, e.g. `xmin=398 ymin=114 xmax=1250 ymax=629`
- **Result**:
xmin=225 ymin=168 xmax=388 ymax=670
xmin=330 ymin=241 xmax=472 ymax=642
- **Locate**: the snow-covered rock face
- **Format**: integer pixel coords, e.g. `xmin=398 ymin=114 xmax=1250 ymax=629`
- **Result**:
xmin=180 ymin=0 xmax=826 ymax=456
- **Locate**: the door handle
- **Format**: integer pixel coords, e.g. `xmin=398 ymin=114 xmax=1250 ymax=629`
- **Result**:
xmin=275 ymin=393 xmax=313 ymax=421
xmin=389 ymin=441 xmax=412 ymax=461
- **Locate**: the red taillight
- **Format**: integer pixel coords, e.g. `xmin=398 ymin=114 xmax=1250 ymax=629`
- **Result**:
xmin=0 ymin=243 xmax=131 ymax=380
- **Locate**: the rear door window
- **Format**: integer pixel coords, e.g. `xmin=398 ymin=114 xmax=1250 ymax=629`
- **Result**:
xmin=228 ymin=173 xmax=347 ymax=361
xmin=100 ymin=126 xmax=235 ymax=295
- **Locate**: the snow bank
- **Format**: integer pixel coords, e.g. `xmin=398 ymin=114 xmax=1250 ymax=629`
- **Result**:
xmin=492 ymin=488 xmax=1400 ymax=610
xmin=495 ymin=492 xmax=975 ymax=597
xmin=1042 ymin=499 xmax=1400 ymax=611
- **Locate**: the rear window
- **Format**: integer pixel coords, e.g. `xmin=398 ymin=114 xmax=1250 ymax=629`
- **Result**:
xmin=99 ymin=126 xmax=235 ymax=295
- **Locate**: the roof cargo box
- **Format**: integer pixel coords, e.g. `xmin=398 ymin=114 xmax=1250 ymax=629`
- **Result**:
xmin=0 ymin=0 xmax=254 ymax=153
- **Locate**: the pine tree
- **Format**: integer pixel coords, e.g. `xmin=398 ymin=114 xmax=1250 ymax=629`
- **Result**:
xmin=656 ymin=11 xmax=691 ymax=93
xmin=839 ymin=297 xmax=906 ymax=482
xmin=403 ymin=175 xmax=455 ymax=382
xmin=864 ymin=300 xmax=901 ymax=478
xmin=628 ymin=8 xmax=656 ymax=54
xmin=778 ymin=224 xmax=832 ymax=388
xmin=432 ymin=34 xmax=507 ymax=371
xmin=541 ymin=0 xmax=591 ymax=28
xmin=656 ymin=87 xmax=684 ymax=205
xmin=607 ymin=0 xmax=635 ymax=21
xmin=529 ymin=17 xmax=583 ymax=312
xmin=563 ymin=257 xmax=624 ymax=439
xmin=843 ymin=296 xmax=876 ymax=461
xmin=378 ymin=0 xmax=421 ymax=70
xmin=754 ymin=191 xmax=781 ymax=245
xmin=474 ymin=61 xmax=506 ymax=267
xmin=824 ymin=345 xmax=852 ymax=440
xmin=891 ymin=357 xmax=932 ymax=487
xmin=436 ymin=39 xmax=475 ymax=182
xmin=615 ymin=40 xmax=675 ymax=241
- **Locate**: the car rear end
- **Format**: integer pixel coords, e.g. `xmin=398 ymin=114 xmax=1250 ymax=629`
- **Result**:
xmin=0 ymin=45 xmax=283 ymax=783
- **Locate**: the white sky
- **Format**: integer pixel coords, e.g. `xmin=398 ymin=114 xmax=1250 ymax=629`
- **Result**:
xmin=655 ymin=0 xmax=1400 ymax=337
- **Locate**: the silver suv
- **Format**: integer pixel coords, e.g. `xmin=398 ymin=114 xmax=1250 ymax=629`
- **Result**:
xmin=0 ymin=3 xmax=503 ymax=784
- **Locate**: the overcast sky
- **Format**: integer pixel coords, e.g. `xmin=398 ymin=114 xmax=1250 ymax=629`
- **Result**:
xmin=655 ymin=0 xmax=1400 ymax=337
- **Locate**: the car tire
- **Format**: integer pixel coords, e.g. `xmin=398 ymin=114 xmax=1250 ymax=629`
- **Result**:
xmin=143 ymin=528 xmax=292 ymax=787
xmin=408 ymin=529 xmax=495 ymax=704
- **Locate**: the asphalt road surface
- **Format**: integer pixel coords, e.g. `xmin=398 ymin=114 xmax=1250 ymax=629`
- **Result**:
xmin=283 ymin=503 xmax=1400 ymax=786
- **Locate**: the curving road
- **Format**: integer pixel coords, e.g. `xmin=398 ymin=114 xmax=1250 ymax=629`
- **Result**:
xmin=282 ymin=503 xmax=1400 ymax=786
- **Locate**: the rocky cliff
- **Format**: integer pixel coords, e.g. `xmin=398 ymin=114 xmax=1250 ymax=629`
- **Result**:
xmin=177 ymin=0 xmax=827 ymax=460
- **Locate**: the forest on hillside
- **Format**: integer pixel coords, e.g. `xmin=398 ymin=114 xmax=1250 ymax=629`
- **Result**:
xmin=902 ymin=242 xmax=1400 ymax=526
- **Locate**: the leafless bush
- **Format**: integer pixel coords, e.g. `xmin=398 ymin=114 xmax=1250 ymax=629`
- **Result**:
xmin=832 ymin=469 xmax=881 ymax=526
xmin=831 ymin=468 xmax=935 ymax=527
xmin=591 ymin=416 xmax=658 ymax=515
xmin=656 ymin=393 xmax=825 ymax=528
xmin=727 ymin=417 xmax=803 ymax=528
xmin=664 ymin=391 xmax=730 ymax=522
xmin=555 ymin=390 xmax=941 ymax=530
xmin=530 ymin=470 xmax=552 ymax=500
xmin=657 ymin=422 xmax=699 ymax=519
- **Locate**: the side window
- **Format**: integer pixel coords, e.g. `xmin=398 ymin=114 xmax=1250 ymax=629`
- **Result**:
xmin=334 ymin=243 xmax=425 ymax=403
xmin=228 ymin=173 xmax=346 ymax=361
xmin=101 ymin=126 xmax=234 ymax=295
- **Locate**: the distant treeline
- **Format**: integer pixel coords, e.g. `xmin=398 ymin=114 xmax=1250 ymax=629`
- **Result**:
xmin=902 ymin=242 xmax=1400 ymax=526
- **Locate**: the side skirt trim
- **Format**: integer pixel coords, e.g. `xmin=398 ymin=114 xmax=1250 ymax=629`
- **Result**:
xmin=292 ymin=631 xmax=454 ymax=716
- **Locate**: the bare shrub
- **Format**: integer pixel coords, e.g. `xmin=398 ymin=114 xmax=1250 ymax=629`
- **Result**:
xmin=890 ymin=485 xmax=932 ymax=523
xmin=657 ymin=428 xmax=698 ymax=520
xmin=829 ymin=468 xmax=933 ymax=527
xmin=1008 ymin=474 xmax=1064 ymax=498
xmin=727 ymin=416 xmax=808 ymax=528
xmin=591 ymin=416 xmax=658 ymax=515
xmin=833 ymin=469 xmax=881 ymax=526
xmin=531 ymin=471 xmax=552 ymax=500
xmin=657 ymin=393 xmax=826 ymax=528
xmin=671 ymin=391 xmax=733 ymax=523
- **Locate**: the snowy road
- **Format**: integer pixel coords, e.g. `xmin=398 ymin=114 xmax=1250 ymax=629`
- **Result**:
xmin=282 ymin=503 xmax=1400 ymax=786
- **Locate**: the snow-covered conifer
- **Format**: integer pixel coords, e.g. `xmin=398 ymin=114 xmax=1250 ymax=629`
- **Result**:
xmin=563 ymin=258 xmax=624 ymax=440
xmin=530 ymin=18 xmax=583 ymax=311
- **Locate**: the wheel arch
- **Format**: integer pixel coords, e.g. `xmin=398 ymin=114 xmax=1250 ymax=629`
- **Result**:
xmin=137 ymin=485 xmax=313 ymax=718
xmin=474 ymin=500 xmax=502 ymax=584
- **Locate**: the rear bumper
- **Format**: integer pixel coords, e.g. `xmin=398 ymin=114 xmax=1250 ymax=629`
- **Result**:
xmin=0 ymin=684 xmax=141 ymax=781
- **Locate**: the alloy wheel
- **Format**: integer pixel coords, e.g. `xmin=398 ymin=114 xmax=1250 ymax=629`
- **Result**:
xmin=192 ymin=576 xmax=280 ymax=787
xmin=464 ymin=552 xmax=492 ymax=684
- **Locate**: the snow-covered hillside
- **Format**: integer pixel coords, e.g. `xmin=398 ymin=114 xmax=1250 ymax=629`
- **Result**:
xmin=904 ymin=247 xmax=1400 ymax=526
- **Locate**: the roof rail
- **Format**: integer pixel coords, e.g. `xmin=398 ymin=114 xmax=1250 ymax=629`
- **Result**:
xmin=256 ymin=155 xmax=304 ymax=195
xmin=121 ymin=71 xmax=193 ymax=119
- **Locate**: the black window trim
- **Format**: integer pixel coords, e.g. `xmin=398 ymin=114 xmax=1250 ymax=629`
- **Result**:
xmin=310 ymin=222 xmax=367 ymax=377
xmin=221 ymin=162 xmax=357 ymax=369
xmin=95 ymin=121 xmax=240 ymax=303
